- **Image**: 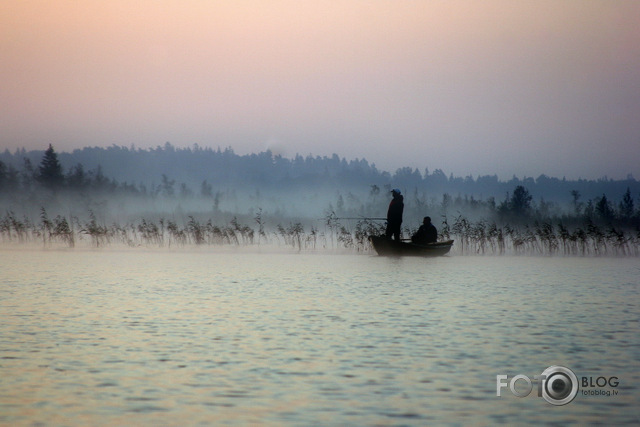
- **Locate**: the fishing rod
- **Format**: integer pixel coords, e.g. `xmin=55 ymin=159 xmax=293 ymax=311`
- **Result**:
xmin=329 ymin=217 xmax=387 ymax=221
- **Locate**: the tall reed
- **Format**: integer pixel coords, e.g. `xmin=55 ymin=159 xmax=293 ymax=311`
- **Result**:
xmin=0 ymin=209 xmax=638 ymax=256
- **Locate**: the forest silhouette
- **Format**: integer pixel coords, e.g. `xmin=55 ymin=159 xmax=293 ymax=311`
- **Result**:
xmin=1 ymin=144 xmax=638 ymax=255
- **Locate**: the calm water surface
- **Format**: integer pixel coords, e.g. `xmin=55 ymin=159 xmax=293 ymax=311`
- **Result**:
xmin=1 ymin=248 xmax=639 ymax=426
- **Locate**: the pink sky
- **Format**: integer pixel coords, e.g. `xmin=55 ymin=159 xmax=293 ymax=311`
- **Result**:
xmin=1 ymin=0 xmax=639 ymax=179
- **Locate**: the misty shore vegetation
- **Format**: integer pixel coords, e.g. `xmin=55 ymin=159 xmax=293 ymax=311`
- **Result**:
xmin=1 ymin=144 xmax=639 ymax=256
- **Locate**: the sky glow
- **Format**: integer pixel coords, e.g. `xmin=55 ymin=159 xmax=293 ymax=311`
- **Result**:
xmin=1 ymin=0 xmax=639 ymax=179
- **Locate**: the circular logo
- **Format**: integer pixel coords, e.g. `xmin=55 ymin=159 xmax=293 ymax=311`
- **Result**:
xmin=541 ymin=366 xmax=579 ymax=405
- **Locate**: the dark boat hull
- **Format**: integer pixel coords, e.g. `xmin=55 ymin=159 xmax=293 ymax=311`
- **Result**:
xmin=369 ymin=235 xmax=454 ymax=257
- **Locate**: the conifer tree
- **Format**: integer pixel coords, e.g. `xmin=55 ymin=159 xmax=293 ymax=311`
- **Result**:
xmin=595 ymin=194 xmax=614 ymax=221
xmin=509 ymin=185 xmax=532 ymax=216
xmin=0 ymin=160 xmax=6 ymax=190
xmin=619 ymin=187 xmax=634 ymax=220
xmin=38 ymin=144 xmax=64 ymax=189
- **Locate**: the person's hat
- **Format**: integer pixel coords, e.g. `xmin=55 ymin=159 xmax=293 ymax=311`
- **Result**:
xmin=391 ymin=188 xmax=401 ymax=195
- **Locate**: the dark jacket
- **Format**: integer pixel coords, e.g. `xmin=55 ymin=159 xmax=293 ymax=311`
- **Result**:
xmin=387 ymin=195 xmax=404 ymax=225
xmin=412 ymin=222 xmax=438 ymax=244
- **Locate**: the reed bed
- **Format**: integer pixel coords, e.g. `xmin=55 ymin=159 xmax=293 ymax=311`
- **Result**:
xmin=445 ymin=214 xmax=639 ymax=256
xmin=1 ymin=210 xmax=638 ymax=256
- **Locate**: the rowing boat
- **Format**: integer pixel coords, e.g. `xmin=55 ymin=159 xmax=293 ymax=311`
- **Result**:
xmin=368 ymin=235 xmax=454 ymax=257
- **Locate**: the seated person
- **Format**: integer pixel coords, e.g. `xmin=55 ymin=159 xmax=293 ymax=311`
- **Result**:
xmin=411 ymin=216 xmax=438 ymax=244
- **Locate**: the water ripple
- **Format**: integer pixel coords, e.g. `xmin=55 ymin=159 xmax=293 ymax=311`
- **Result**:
xmin=1 ymin=251 xmax=638 ymax=425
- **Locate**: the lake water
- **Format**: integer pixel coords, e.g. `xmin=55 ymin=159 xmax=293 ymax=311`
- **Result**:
xmin=1 ymin=248 xmax=639 ymax=426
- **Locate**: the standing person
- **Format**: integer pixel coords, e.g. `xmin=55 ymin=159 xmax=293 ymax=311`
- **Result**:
xmin=385 ymin=189 xmax=404 ymax=240
xmin=411 ymin=216 xmax=438 ymax=244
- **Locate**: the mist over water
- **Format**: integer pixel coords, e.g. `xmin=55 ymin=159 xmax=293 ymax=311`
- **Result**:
xmin=1 ymin=249 xmax=638 ymax=425
xmin=2 ymin=146 xmax=639 ymax=424
xmin=3 ymin=144 xmax=640 ymax=258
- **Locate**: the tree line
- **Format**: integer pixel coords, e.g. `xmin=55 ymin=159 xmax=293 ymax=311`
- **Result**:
xmin=0 ymin=144 xmax=139 ymax=195
xmin=1 ymin=144 xmax=639 ymax=255
xmin=2 ymin=142 xmax=638 ymax=203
